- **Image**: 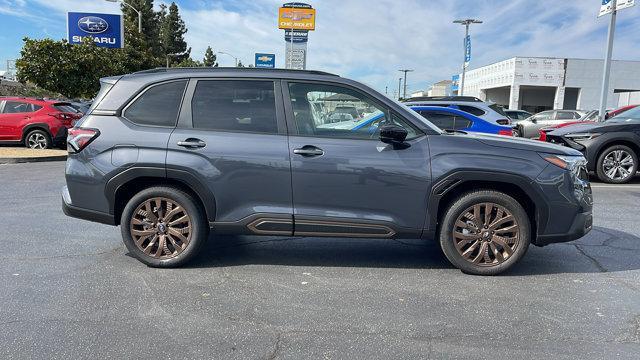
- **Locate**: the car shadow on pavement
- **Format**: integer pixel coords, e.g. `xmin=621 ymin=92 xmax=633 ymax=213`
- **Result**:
xmin=188 ymin=236 xmax=453 ymax=270
xmin=180 ymin=226 xmax=640 ymax=275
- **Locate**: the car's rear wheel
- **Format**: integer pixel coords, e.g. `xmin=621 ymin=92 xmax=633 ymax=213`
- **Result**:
xmin=24 ymin=129 xmax=51 ymax=149
xmin=596 ymin=145 xmax=638 ymax=184
xmin=439 ymin=190 xmax=531 ymax=275
xmin=120 ymin=186 xmax=208 ymax=267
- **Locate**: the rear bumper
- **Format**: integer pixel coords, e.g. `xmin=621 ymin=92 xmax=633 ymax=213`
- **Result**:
xmin=61 ymin=185 xmax=115 ymax=225
xmin=52 ymin=126 xmax=68 ymax=146
xmin=535 ymin=211 xmax=593 ymax=246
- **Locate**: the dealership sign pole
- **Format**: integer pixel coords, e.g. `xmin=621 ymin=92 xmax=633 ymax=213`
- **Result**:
xmin=278 ymin=3 xmax=316 ymax=70
xmin=598 ymin=0 xmax=634 ymax=119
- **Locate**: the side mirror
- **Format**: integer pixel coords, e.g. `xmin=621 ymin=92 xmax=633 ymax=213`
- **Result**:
xmin=379 ymin=124 xmax=408 ymax=145
xmin=530 ymin=117 xmax=537 ymax=123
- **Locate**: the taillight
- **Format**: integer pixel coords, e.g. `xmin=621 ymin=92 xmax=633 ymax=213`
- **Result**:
xmin=67 ymin=128 xmax=99 ymax=153
xmin=49 ymin=112 xmax=73 ymax=121
xmin=498 ymin=129 xmax=513 ymax=136
xmin=496 ymin=118 xmax=511 ymax=125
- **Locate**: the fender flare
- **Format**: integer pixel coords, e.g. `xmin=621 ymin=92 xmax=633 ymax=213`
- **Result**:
xmin=22 ymin=123 xmax=51 ymax=141
xmin=426 ymin=170 xmax=549 ymax=235
xmin=104 ymin=166 xmax=217 ymax=222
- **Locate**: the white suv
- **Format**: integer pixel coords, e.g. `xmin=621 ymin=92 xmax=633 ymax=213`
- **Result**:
xmin=403 ymin=96 xmax=511 ymax=126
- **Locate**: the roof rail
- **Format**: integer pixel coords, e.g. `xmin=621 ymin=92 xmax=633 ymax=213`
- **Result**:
xmin=132 ymin=67 xmax=340 ymax=77
xmin=403 ymin=96 xmax=483 ymax=103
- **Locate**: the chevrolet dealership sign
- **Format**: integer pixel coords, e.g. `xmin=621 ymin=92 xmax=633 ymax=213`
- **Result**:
xmin=67 ymin=12 xmax=123 ymax=48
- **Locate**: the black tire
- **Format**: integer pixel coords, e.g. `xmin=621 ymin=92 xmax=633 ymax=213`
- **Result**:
xmin=24 ymin=129 xmax=51 ymax=149
xmin=512 ymin=127 xmax=521 ymax=137
xmin=596 ymin=145 xmax=638 ymax=184
xmin=120 ymin=186 xmax=208 ymax=267
xmin=439 ymin=190 xmax=531 ymax=276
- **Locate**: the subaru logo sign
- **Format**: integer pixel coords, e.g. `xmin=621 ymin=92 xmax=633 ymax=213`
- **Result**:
xmin=68 ymin=12 xmax=123 ymax=48
xmin=78 ymin=16 xmax=109 ymax=34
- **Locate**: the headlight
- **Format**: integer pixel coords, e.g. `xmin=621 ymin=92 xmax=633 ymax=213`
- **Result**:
xmin=541 ymin=154 xmax=586 ymax=170
xmin=564 ymin=133 xmax=600 ymax=141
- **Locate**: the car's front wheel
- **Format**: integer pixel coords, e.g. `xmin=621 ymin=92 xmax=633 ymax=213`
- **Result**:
xmin=120 ymin=186 xmax=208 ymax=267
xmin=439 ymin=190 xmax=531 ymax=275
xmin=596 ymin=145 xmax=638 ymax=184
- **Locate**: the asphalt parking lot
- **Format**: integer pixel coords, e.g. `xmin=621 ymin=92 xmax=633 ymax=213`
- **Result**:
xmin=1 ymin=161 xmax=639 ymax=359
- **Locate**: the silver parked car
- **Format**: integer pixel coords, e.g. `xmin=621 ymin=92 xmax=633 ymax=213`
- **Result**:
xmin=514 ymin=110 xmax=588 ymax=138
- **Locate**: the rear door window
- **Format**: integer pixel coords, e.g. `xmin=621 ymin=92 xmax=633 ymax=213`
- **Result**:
xmin=419 ymin=111 xmax=471 ymax=130
xmin=124 ymin=80 xmax=187 ymax=127
xmin=191 ymin=80 xmax=278 ymax=134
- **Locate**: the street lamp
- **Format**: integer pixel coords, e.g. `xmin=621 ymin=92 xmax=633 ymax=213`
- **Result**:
xmin=166 ymin=53 xmax=185 ymax=68
xmin=217 ymin=51 xmax=238 ymax=67
xmin=106 ymin=0 xmax=142 ymax=33
xmin=453 ymin=18 xmax=482 ymax=96
xmin=398 ymin=69 xmax=414 ymax=100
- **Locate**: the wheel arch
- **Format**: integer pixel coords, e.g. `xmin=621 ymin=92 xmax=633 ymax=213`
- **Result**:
xmin=594 ymin=138 xmax=640 ymax=164
xmin=21 ymin=123 xmax=51 ymax=142
xmin=427 ymin=171 xmax=544 ymax=244
xmin=106 ymin=167 xmax=216 ymax=225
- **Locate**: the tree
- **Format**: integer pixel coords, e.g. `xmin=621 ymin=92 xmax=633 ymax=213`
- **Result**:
xmin=16 ymin=38 xmax=127 ymax=98
xmin=203 ymin=46 xmax=218 ymax=67
xmin=159 ymin=2 xmax=190 ymax=67
xmin=122 ymin=0 xmax=163 ymax=60
xmin=176 ymin=57 xmax=203 ymax=67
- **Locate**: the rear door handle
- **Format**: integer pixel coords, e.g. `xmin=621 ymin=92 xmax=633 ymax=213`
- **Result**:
xmin=293 ymin=145 xmax=324 ymax=157
xmin=177 ymin=138 xmax=206 ymax=148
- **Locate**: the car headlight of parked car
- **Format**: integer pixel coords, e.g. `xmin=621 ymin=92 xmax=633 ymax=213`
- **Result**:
xmin=564 ymin=133 xmax=601 ymax=141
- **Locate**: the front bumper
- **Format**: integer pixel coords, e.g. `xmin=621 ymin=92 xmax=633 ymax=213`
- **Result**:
xmin=535 ymin=211 xmax=593 ymax=246
xmin=61 ymin=185 xmax=115 ymax=225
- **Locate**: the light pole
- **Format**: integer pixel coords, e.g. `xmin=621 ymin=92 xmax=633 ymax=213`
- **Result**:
xmin=397 ymin=77 xmax=402 ymax=101
xmin=398 ymin=69 xmax=413 ymax=100
xmin=599 ymin=0 xmax=617 ymax=120
xmin=217 ymin=51 xmax=238 ymax=67
xmin=453 ymin=18 xmax=482 ymax=96
xmin=106 ymin=0 xmax=142 ymax=33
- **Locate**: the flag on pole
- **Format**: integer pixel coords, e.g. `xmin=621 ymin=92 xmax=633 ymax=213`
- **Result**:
xmin=464 ymin=35 xmax=471 ymax=68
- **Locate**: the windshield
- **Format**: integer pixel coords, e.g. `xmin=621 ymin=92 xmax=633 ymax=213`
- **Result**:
xmin=88 ymin=81 xmax=114 ymax=113
xmin=610 ymin=106 xmax=640 ymax=122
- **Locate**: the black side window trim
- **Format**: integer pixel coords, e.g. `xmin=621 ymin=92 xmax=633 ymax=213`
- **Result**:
xmin=121 ymin=79 xmax=188 ymax=128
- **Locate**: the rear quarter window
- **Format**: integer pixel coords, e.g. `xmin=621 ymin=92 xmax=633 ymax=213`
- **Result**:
xmin=458 ymin=105 xmax=485 ymax=116
xmin=124 ymin=80 xmax=187 ymax=127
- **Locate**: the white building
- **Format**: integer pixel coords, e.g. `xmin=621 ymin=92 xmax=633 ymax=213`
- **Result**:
xmin=457 ymin=57 xmax=640 ymax=113
xmin=427 ymin=80 xmax=453 ymax=97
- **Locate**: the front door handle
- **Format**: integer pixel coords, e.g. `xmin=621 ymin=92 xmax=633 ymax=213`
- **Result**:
xmin=177 ymin=138 xmax=206 ymax=148
xmin=293 ymin=145 xmax=324 ymax=157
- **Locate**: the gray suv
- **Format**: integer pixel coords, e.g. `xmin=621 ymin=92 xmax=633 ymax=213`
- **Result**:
xmin=62 ymin=68 xmax=593 ymax=275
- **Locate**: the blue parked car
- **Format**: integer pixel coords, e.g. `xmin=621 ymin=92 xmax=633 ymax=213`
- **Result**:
xmin=410 ymin=106 xmax=513 ymax=136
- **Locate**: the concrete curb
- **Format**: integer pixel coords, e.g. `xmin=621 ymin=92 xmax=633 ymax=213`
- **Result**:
xmin=0 ymin=155 xmax=67 ymax=164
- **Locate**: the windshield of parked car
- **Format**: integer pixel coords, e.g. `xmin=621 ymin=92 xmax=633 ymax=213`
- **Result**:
xmin=609 ymin=106 xmax=640 ymax=122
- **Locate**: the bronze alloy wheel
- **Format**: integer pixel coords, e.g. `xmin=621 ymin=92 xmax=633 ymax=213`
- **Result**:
xmin=452 ymin=202 xmax=520 ymax=267
xmin=130 ymin=197 xmax=192 ymax=259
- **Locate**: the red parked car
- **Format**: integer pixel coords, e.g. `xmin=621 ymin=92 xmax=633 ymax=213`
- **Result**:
xmin=0 ymin=97 xmax=82 ymax=149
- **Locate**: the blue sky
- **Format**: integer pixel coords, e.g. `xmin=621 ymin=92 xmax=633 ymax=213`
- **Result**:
xmin=1 ymin=0 xmax=639 ymax=94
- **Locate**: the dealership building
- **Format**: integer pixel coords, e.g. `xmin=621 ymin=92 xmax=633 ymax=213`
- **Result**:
xmin=454 ymin=57 xmax=640 ymax=113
